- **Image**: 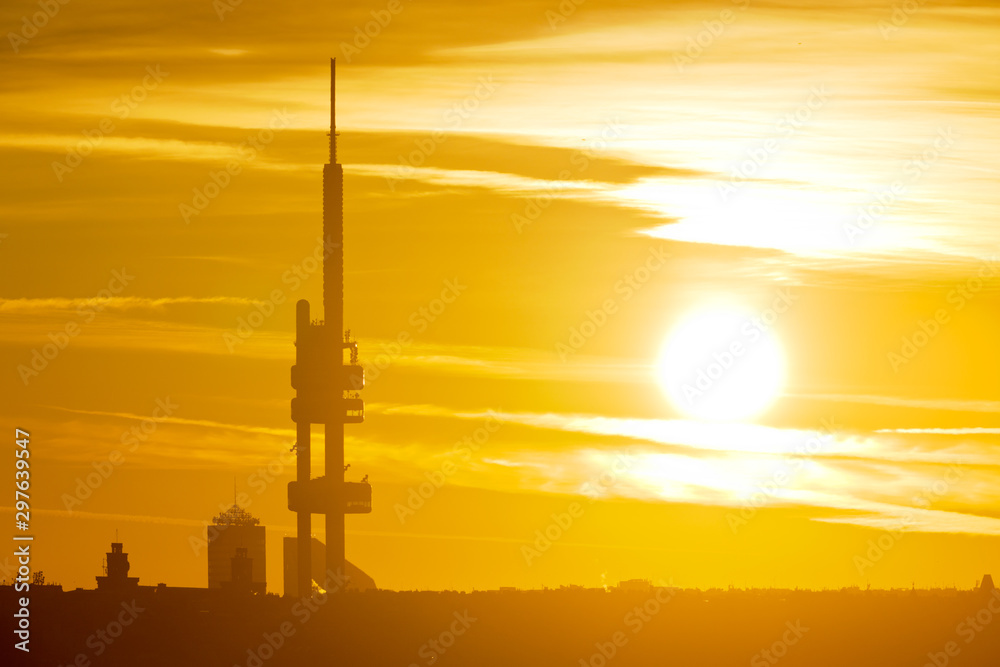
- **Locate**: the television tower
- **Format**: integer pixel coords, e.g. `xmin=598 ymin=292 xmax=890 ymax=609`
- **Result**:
xmin=288 ymin=58 xmax=370 ymax=597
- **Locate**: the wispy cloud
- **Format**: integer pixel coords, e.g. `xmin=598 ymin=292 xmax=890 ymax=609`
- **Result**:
xmin=40 ymin=404 xmax=295 ymax=439
xmin=0 ymin=295 xmax=265 ymax=313
xmin=410 ymin=407 xmax=1000 ymax=467
xmin=877 ymin=428 xmax=1000 ymax=435
xmin=799 ymin=393 xmax=1000 ymax=414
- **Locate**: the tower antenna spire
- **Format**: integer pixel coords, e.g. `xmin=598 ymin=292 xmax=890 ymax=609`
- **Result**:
xmin=330 ymin=57 xmax=337 ymax=164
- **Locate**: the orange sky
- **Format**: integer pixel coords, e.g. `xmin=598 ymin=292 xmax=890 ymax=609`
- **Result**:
xmin=1 ymin=0 xmax=999 ymax=594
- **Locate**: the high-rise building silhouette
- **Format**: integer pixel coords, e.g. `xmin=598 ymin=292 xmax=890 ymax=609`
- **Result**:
xmin=287 ymin=58 xmax=372 ymax=596
xmin=207 ymin=503 xmax=266 ymax=594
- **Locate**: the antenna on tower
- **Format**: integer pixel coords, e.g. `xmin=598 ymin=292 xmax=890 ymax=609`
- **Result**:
xmin=330 ymin=57 xmax=337 ymax=164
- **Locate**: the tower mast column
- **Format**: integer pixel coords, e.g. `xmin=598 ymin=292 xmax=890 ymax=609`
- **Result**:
xmin=323 ymin=58 xmax=346 ymax=588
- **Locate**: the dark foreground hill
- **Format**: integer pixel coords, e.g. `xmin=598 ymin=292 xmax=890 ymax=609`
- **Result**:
xmin=5 ymin=585 xmax=999 ymax=666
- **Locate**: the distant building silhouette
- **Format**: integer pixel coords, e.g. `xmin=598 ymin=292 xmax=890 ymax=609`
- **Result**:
xmin=219 ymin=547 xmax=259 ymax=596
xmin=95 ymin=541 xmax=139 ymax=591
xmin=981 ymin=574 xmax=995 ymax=591
xmin=616 ymin=579 xmax=652 ymax=593
xmin=208 ymin=504 xmax=265 ymax=594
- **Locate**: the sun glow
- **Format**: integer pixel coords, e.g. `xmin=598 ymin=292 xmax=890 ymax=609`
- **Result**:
xmin=656 ymin=304 xmax=786 ymax=422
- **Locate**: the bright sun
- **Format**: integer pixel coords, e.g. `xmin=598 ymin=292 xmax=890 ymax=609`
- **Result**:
xmin=656 ymin=304 xmax=786 ymax=422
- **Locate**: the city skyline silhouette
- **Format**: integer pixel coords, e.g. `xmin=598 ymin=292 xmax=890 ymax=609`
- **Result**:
xmin=2 ymin=1 xmax=1000 ymax=664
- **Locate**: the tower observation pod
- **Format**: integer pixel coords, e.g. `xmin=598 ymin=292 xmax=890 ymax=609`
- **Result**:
xmin=287 ymin=58 xmax=372 ymax=598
